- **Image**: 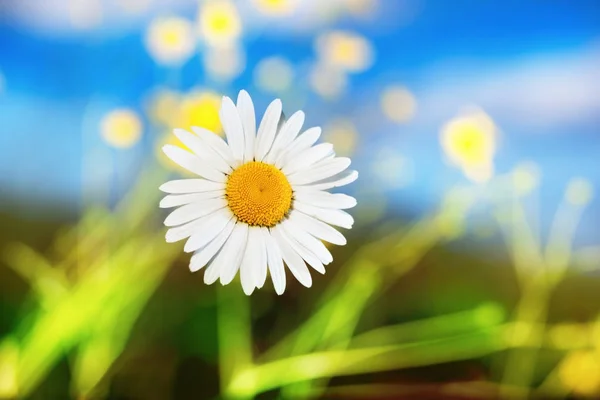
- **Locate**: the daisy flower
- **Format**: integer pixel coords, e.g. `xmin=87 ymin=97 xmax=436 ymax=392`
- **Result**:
xmin=159 ymin=90 xmax=358 ymax=295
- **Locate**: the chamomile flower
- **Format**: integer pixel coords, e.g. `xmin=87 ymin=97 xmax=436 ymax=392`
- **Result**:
xmin=159 ymin=90 xmax=358 ymax=295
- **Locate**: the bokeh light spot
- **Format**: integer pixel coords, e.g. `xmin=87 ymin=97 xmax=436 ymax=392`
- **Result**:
xmin=100 ymin=109 xmax=143 ymax=149
xmin=381 ymin=85 xmax=417 ymax=123
xmin=254 ymin=56 xmax=295 ymax=94
xmin=144 ymin=17 xmax=195 ymax=66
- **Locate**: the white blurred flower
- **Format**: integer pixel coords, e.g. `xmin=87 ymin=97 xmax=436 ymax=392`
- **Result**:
xmin=441 ymin=109 xmax=497 ymax=183
xmin=309 ymin=63 xmax=348 ymax=99
xmin=315 ymin=30 xmax=374 ymax=73
xmin=254 ymin=56 xmax=295 ymax=94
xmin=381 ymin=85 xmax=417 ymax=123
xmin=252 ymin=0 xmax=298 ymax=16
xmin=198 ymin=0 xmax=242 ymax=48
xmin=372 ymin=149 xmax=413 ymax=189
xmin=323 ymin=119 xmax=358 ymax=157
xmin=566 ymin=178 xmax=594 ymax=206
xmin=145 ymin=17 xmax=196 ymax=66
xmin=100 ymin=109 xmax=143 ymax=149
xmin=203 ymin=45 xmax=246 ymax=82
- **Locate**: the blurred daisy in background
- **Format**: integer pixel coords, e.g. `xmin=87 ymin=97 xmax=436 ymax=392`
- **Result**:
xmin=177 ymin=90 xmax=223 ymax=134
xmin=309 ymin=63 xmax=348 ymax=99
xmin=322 ymin=118 xmax=358 ymax=157
xmin=441 ymin=108 xmax=497 ymax=183
xmin=146 ymin=88 xmax=181 ymax=127
xmin=100 ymin=109 xmax=143 ymax=149
xmin=252 ymin=0 xmax=298 ymax=16
xmin=198 ymin=0 xmax=242 ymax=48
xmin=159 ymin=90 xmax=358 ymax=295
xmin=559 ymin=350 xmax=600 ymax=397
xmin=144 ymin=16 xmax=196 ymax=66
xmin=254 ymin=56 xmax=295 ymax=94
xmin=203 ymin=45 xmax=246 ymax=82
xmin=315 ymin=30 xmax=374 ymax=73
xmin=381 ymin=85 xmax=417 ymax=123
xmin=566 ymin=178 xmax=594 ymax=206
xmin=372 ymin=148 xmax=414 ymax=189
xmin=512 ymin=161 xmax=541 ymax=197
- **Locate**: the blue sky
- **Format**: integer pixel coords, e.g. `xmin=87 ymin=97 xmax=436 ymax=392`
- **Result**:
xmin=0 ymin=0 xmax=599 ymax=241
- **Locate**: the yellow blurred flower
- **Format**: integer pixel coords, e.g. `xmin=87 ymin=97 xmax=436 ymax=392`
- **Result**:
xmin=566 ymin=178 xmax=594 ymax=206
xmin=177 ymin=90 xmax=223 ymax=134
xmin=559 ymin=350 xmax=600 ymax=396
xmin=309 ymin=63 xmax=347 ymax=99
xmin=144 ymin=17 xmax=195 ymax=66
xmin=441 ymin=109 xmax=496 ymax=183
xmin=146 ymin=88 xmax=181 ymax=127
xmin=316 ymin=30 xmax=374 ymax=73
xmin=203 ymin=45 xmax=246 ymax=82
xmin=198 ymin=0 xmax=242 ymax=48
xmin=323 ymin=119 xmax=358 ymax=157
xmin=253 ymin=0 xmax=297 ymax=16
xmin=344 ymin=0 xmax=379 ymax=17
xmin=254 ymin=56 xmax=295 ymax=94
xmin=381 ymin=85 xmax=417 ymax=123
xmin=100 ymin=109 xmax=143 ymax=149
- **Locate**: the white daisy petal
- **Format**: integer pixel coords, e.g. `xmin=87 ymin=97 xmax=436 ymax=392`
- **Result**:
xmin=160 ymin=191 xmax=224 ymax=208
xmin=265 ymin=110 xmax=305 ymax=163
xmin=255 ymin=99 xmax=282 ymax=161
xmin=164 ymin=198 xmax=227 ymax=227
xmin=173 ymin=128 xmax=232 ymax=174
xmin=288 ymin=157 xmax=351 ymax=186
xmin=281 ymin=219 xmax=333 ymax=264
xmin=289 ymin=210 xmax=347 ymax=246
xmin=166 ymin=208 xmax=231 ymax=243
xmin=204 ymin=254 xmax=222 ymax=285
xmin=237 ymin=90 xmax=256 ymax=163
xmin=240 ymin=227 xmax=262 ymax=295
xmin=191 ymin=126 xmax=236 ymax=167
xmin=162 ymin=145 xmax=226 ymax=182
xmin=294 ymin=191 xmax=357 ymax=210
xmin=205 ymin=223 xmax=246 ymax=285
xmin=282 ymin=143 xmax=335 ymax=175
xmin=294 ymin=201 xmax=354 ymax=229
xmin=280 ymin=221 xmax=325 ymax=274
xmin=294 ymin=170 xmax=358 ymax=191
xmin=220 ymin=96 xmax=245 ymax=163
xmin=184 ymin=210 xmax=234 ymax=253
xmin=159 ymin=179 xmax=225 ymax=194
xmin=255 ymin=228 xmax=269 ymax=289
xmin=271 ymin=225 xmax=312 ymax=287
xmin=263 ymin=228 xmax=286 ymax=295
xmin=190 ymin=218 xmax=236 ymax=272
xmin=219 ymin=222 xmax=250 ymax=285
xmin=275 ymin=127 xmax=321 ymax=168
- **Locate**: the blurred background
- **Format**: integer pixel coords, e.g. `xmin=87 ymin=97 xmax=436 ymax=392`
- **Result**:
xmin=1 ymin=0 xmax=600 ymax=398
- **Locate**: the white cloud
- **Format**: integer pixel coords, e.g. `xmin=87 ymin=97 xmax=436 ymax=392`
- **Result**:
xmin=416 ymin=46 xmax=600 ymax=129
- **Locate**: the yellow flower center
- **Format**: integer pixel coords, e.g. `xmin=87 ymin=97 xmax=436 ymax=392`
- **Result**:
xmin=226 ymin=162 xmax=292 ymax=227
